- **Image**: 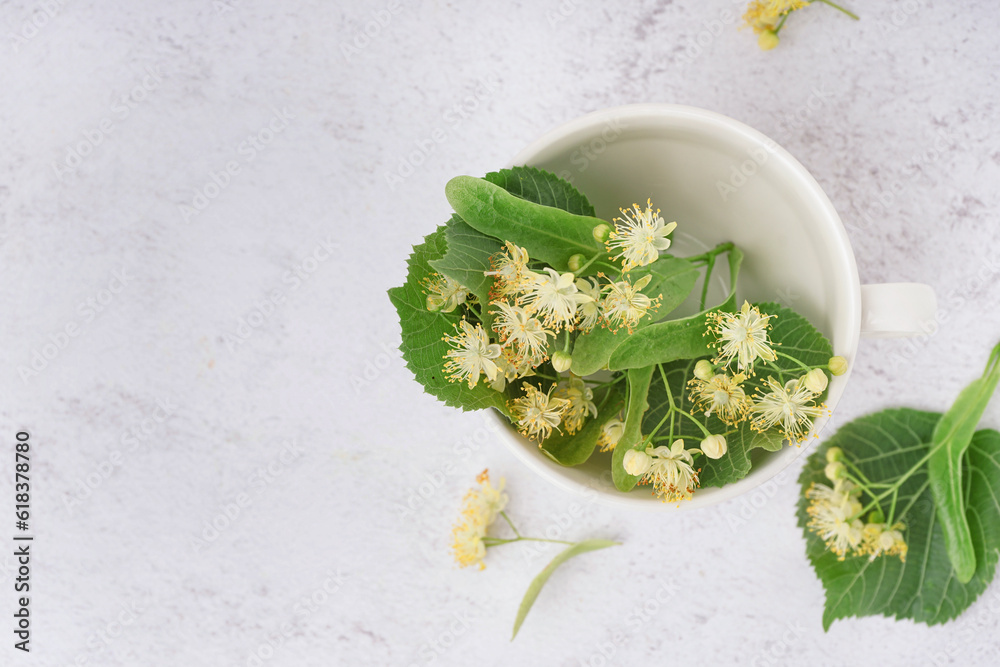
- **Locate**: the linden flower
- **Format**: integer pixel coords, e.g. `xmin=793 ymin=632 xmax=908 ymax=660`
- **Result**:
xmin=451 ymin=469 xmax=508 ymax=570
xmin=522 ymin=268 xmax=594 ymax=331
xmin=708 ymin=301 xmax=778 ymax=373
xmin=575 ymin=276 xmax=603 ymax=332
xmin=605 ymin=199 xmax=678 ymax=271
xmin=485 ymin=241 xmax=532 ymax=297
xmin=688 ymin=372 xmax=751 ymax=425
xmin=509 ymin=383 xmax=569 ymax=443
xmin=598 ymin=417 xmax=625 ymax=452
xmin=743 ymin=0 xmax=808 ymax=34
xmin=805 ymin=480 xmax=865 ymax=560
xmin=489 ymin=352 xmax=535 ymax=392
xmin=451 ymin=517 xmax=487 ymax=570
xmin=750 ymin=377 xmax=828 ymax=442
xmin=442 ymin=320 xmax=502 ymax=388
xmin=423 ymin=273 xmax=470 ymax=313
xmin=491 ymin=301 xmax=552 ymax=367
xmin=638 ymin=439 xmax=701 ymax=503
xmin=601 ymin=274 xmax=660 ymax=333
xmin=553 ymin=375 xmax=598 ymax=435
xmin=859 ymin=522 xmax=908 ymax=563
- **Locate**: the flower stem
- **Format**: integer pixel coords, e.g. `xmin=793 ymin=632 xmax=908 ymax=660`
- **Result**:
xmin=482 ymin=536 xmax=575 ymax=547
xmin=687 ymin=242 xmax=735 ymax=265
xmin=699 ymin=255 xmax=715 ymax=311
xmin=677 ymin=409 xmax=713 ymax=438
xmin=813 ymin=0 xmax=859 ymax=20
xmin=500 ymin=511 xmax=522 ymax=538
xmin=775 ymin=350 xmax=812 ymax=372
xmin=573 ymin=253 xmax=602 ymax=276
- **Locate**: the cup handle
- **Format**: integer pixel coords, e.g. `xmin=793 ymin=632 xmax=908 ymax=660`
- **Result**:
xmin=860 ymin=283 xmax=937 ymax=338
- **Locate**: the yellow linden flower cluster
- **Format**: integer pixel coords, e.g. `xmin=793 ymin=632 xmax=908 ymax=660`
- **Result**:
xmin=743 ymin=0 xmax=859 ymax=51
xmin=450 ymin=469 xmax=508 ymax=570
xmin=699 ymin=302 xmax=835 ymax=444
xmin=805 ymin=450 xmax=907 ymax=562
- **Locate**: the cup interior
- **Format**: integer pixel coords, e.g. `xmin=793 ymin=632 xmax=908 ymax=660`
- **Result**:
xmin=500 ymin=104 xmax=861 ymax=509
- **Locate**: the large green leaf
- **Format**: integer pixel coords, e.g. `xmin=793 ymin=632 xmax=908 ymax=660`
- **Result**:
xmin=388 ymin=227 xmax=510 ymax=414
xmin=511 ymin=539 xmax=620 ymax=640
xmin=797 ymin=409 xmax=1000 ymax=629
xmin=484 ymin=166 xmax=596 ymax=217
xmin=540 ymin=390 xmax=625 ymax=466
xmin=570 ymin=256 xmax=700 ymax=377
xmin=608 ymin=248 xmax=743 ymax=371
xmin=611 ymin=365 xmax=655 ymax=492
xmin=445 ymin=175 xmax=613 ymax=273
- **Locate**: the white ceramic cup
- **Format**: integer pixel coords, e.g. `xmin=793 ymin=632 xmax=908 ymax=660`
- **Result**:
xmin=492 ymin=103 xmax=937 ymax=510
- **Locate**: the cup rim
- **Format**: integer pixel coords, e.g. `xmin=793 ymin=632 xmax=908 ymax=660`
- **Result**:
xmin=497 ymin=103 xmax=862 ymax=510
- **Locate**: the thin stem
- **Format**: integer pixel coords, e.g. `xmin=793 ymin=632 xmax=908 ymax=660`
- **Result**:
xmin=813 ymin=0 xmax=859 ymax=20
xmin=775 ymin=350 xmax=812 ymax=373
xmin=573 ymin=253 xmax=602 ymax=276
xmin=686 ymin=242 xmax=735 ymax=265
xmin=466 ymin=300 xmax=484 ymax=320
xmin=887 ymin=488 xmax=899 ymax=525
xmin=699 ymin=255 xmax=715 ymax=311
xmin=500 ymin=511 xmax=521 ymax=538
xmin=561 ymin=329 xmax=571 ymax=353
xmin=533 ymin=371 xmax=561 ymax=382
xmin=677 ymin=409 xmax=712 ymax=438
xmin=482 ymin=536 xmax=575 ymax=547
xmin=773 ymin=13 xmax=790 ymax=34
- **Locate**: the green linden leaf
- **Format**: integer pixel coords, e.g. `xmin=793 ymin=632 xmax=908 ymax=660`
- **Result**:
xmin=387 ymin=226 xmax=510 ymax=415
xmin=797 ymin=408 xmax=1000 ymax=629
xmin=484 ymin=166 xmax=596 ymax=217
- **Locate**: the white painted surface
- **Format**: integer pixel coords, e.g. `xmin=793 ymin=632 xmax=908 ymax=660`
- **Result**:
xmin=2 ymin=0 xmax=1000 ymax=665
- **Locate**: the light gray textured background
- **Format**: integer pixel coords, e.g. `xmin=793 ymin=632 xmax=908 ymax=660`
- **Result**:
xmin=2 ymin=0 xmax=1000 ymax=665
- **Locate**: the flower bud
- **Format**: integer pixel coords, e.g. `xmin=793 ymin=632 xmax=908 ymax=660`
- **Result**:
xmin=825 ymin=446 xmax=843 ymax=463
xmin=567 ymin=254 xmax=585 ymax=272
xmin=803 ymin=368 xmax=829 ymax=394
xmin=623 ymin=449 xmax=652 ymax=477
xmin=824 ymin=461 xmax=847 ymax=482
xmin=867 ymin=508 xmax=885 ymax=524
xmin=592 ymin=223 xmax=611 ymax=244
xmin=758 ymin=30 xmax=780 ymax=51
xmin=694 ymin=359 xmax=714 ymax=381
xmin=828 ymin=356 xmax=848 ymax=376
xmin=551 ymin=351 xmax=573 ymax=373
xmin=700 ymin=435 xmax=727 ymax=460
xmin=600 ymin=418 xmax=625 ymax=449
